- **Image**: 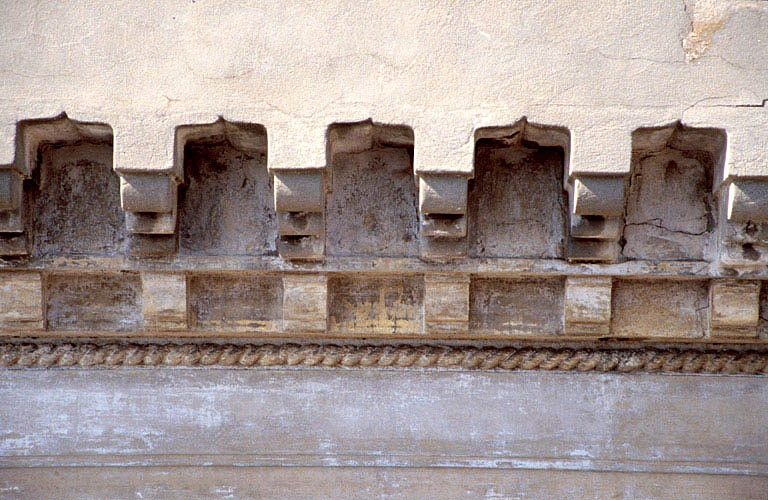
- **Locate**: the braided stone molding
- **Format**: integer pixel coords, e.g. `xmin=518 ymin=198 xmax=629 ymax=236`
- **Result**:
xmin=1 ymin=342 xmax=767 ymax=375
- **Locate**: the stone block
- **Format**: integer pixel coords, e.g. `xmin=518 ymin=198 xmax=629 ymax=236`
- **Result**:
xmin=46 ymin=272 xmax=142 ymax=332
xmin=142 ymin=273 xmax=187 ymax=331
xmin=420 ymin=236 xmax=467 ymax=260
xmin=564 ymin=276 xmax=612 ymax=336
xmin=470 ymin=277 xmax=564 ymax=336
xmin=189 ymin=274 xmax=282 ymax=332
xmin=709 ymin=280 xmax=760 ymax=338
xmin=727 ymin=179 xmax=768 ymax=222
xmin=282 ymin=274 xmax=328 ymax=332
xmin=125 ymin=210 xmax=176 ymax=235
xmin=328 ymin=276 xmax=423 ymax=335
xmin=273 ymin=170 xmax=324 ymax=213
xmin=572 ymin=175 xmax=626 ymax=217
xmin=277 ymin=235 xmax=325 ymax=261
xmin=419 ymin=174 xmax=468 ymax=214
xmin=276 ymin=211 xmax=324 ymax=236
xmin=120 ymin=173 xmax=176 ymax=213
xmin=0 ymin=272 xmax=43 ymax=330
xmin=424 ymin=274 xmax=469 ymax=333
xmin=569 ymin=214 xmax=622 ymax=240
xmin=612 ymin=279 xmax=708 ymax=339
xmin=567 ymin=238 xmax=618 ymax=262
xmin=0 ymin=234 xmax=27 ymax=256
xmin=421 ymin=214 xmax=467 ymax=238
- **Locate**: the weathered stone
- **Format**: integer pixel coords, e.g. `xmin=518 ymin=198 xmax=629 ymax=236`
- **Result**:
xmin=31 ymin=141 xmax=126 ymax=256
xmin=0 ymin=272 xmax=42 ymax=330
xmin=469 ymin=277 xmax=564 ymax=336
xmin=179 ymin=139 xmax=275 ymax=255
xmin=142 ymin=273 xmax=187 ymax=331
xmin=189 ymin=274 xmax=283 ymax=332
xmin=564 ymin=276 xmax=612 ymax=336
xmin=709 ymin=280 xmax=760 ymax=338
xmin=424 ymin=274 xmax=469 ymax=333
xmin=328 ymin=275 xmax=423 ymax=335
xmin=282 ymin=274 xmax=327 ymax=332
xmin=327 ymin=146 xmax=418 ymax=257
xmin=46 ymin=272 xmax=141 ymax=332
xmin=623 ymin=128 xmax=719 ymax=261
xmin=612 ymin=279 xmax=708 ymax=339
xmin=469 ymin=139 xmax=566 ymax=258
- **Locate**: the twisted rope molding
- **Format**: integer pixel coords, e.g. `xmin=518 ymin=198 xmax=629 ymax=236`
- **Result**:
xmin=1 ymin=342 xmax=767 ymax=374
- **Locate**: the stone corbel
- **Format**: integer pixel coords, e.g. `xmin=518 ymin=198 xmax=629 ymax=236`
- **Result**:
xmin=418 ymin=173 xmax=469 ymax=259
xmin=0 ymin=168 xmax=25 ymax=255
xmin=568 ymin=175 xmax=625 ymax=262
xmin=566 ymin=126 xmax=631 ymax=262
xmin=705 ymin=120 xmax=768 ymax=268
xmin=273 ymin=168 xmax=325 ymax=260
xmin=120 ymin=172 xmax=179 ymax=235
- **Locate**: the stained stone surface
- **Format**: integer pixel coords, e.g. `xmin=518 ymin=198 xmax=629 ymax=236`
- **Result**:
xmin=469 ymin=277 xmax=564 ymax=335
xmin=469 ymin=139 xmax=566 ymax=258
xmin=30 ymin=141 xmax=125 ymax=256
xmin=328 ymin=275 xmax=423 ymax=335
xmin=622 ymin=149 xmax=716 ymax=261
xmin=326 ymin=148 xmax=419 ymax=257
xmin=45 ymin=272 xmax=141 ymax=331
xmin=611 ymin=279 xmax=708 ymax=338
xmin=188 ymin=274 xmax=282 ymax=332
xmin=179 ymin=140 xmax=275 ymax=256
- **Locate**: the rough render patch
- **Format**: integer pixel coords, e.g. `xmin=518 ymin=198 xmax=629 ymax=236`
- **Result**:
xmin=622 ymin=149 xmax=716 ymax=261
xmin=179 ymin=140 xmax=274 ymax=256
xmin=326 ymin=148 xmax=419 ymax=257
xmin=188 ymin=274 xmax=282 ymax=332
xmin=30 ymin=141 xmax=125 ymax=256
xmin=681 ymin=0 xmax=768 ymax=62
xmin=328 ymin=275 xmax=423 ymax=335
xmin=469 ymin=140 xmax=566 ymax=258
xmin=45 ymin=272 xmax=141 ymax=332
xmin=469 ymin=277 xmax=564 ymax=335
xmin=611 ymin=279 xmax=708 ymax=338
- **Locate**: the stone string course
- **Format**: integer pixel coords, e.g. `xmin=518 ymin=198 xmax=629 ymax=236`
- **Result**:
xmin=2 ymin=342 xmax=767 ymax=375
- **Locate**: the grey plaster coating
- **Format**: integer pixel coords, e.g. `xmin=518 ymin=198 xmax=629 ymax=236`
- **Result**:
xmin=0 ymin=369 xmax=767 ymax=493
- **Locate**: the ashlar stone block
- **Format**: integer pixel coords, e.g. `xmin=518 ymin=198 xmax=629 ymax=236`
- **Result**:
xmin=142 ymin=273 xmax=187 ymax=331
xmin=709 ymin=280 xmax=760 ymax=338
xmin=564 ymin=276 xmax=612 ymax=336
xmin=282 ymin=274 xmax=328 ymax=333
xmin=424 ymin=274 xmax=469 ymax=333
xmin=0 ymin=272 xmax=43 ymax=330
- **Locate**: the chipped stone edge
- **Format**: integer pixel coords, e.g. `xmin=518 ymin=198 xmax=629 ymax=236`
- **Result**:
xmin=1 ymin=341 xmax=767 ymax=375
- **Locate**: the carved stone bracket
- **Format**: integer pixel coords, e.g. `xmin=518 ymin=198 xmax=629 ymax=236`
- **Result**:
xmin=273 ymin=168 xmax=326 ymax=260
xmin=720 ymin=178 xmax=768 ymax=267
xmin=418 ymin=174 xmax=468 ymax=259
xmin=120 ymin=172 xmax=179 ymax=235
xmin=568 ymin=175 xmax=625 ymax=262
